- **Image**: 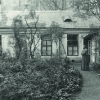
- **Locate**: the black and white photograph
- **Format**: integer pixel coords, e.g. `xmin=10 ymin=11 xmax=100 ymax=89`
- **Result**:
xmin=0 ymin=0 xmax=100 ymax=100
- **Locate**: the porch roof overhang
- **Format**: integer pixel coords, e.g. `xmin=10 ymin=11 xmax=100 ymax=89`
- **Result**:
xmin=83 ymin=33 xmax=95 ymax=40
xmin=83 ymin=31 xmax=99 ymax=40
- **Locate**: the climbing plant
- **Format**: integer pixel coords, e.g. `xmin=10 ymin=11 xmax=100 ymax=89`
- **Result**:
xmin=45 ymin=21 xmax=67 ymax=57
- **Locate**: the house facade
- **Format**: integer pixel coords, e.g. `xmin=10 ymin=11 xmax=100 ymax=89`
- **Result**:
xmin=0 ymin=0 xmax=100 ymax=62
xmin=0 ymin=0 xmax=100 ymax=61
xmin=0 ymin=27 xmax=88 ymax=61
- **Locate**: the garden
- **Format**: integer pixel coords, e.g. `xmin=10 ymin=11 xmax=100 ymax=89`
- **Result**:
xmin=0 ymin=11 xmax=83 ymax=100
xmin=0 ymin=54 xmax=83 ymax=100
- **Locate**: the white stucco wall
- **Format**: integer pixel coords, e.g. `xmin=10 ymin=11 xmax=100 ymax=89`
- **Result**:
xmin=2 ymin=35 xmax=8 ymax=52
xmin=78 ymin=34 xmax=83 ymax=57
xmin=2 ymin=34 xmax=15 ymax=56
xmin=89 ymin=39 xmax=96 ymax=63
xmin=0 ymin=30 xmax=89 ymax=62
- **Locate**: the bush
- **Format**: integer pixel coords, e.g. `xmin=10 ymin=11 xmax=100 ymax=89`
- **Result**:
xmin=0 ymin=56 xmax=82 ymax=100
xmin=90 ymin=62 xmax=100 ymax=72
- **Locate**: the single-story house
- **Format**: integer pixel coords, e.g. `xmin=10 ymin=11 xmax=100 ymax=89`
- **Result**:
xmin=0 ymin=10 xmax=100 ymax=63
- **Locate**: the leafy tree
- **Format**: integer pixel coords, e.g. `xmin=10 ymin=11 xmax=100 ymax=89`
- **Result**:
xmin=76 ymin=0 xmax=100 ymax=64
xmin=12 ymin=9 xmax=41 ymax=59
xmin=72 ymin=0 xmax=100 ymax=20
xmin=24 ymin=11 xmax=40 ymax=59
xmin=12 ymin=15 xmax=26 ymax=59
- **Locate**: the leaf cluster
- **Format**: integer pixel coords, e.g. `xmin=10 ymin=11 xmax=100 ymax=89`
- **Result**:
xmin=0 ymin=56 xmax=83 ymax=100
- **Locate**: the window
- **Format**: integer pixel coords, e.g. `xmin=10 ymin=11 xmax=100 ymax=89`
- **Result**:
xmin=41 ymin=35 xmax=52 ymax=56
xmin=67 ymin=34 xmax=78 ymax=56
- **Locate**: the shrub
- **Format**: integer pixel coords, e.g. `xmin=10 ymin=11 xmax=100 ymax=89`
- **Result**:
xmin=90 ymin=62 xmax=100 ymax=72
xmin=0 ymin=56 xmax=82 ymax=100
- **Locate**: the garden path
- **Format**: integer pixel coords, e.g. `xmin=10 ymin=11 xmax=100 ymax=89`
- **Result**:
xmin=71 ymin=63 xmax=100 ymax=100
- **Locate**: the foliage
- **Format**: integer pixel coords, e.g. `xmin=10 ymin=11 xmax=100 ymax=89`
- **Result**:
xmin=91 ymin=32 xmax=100 ymax=72
xmin=44 ymin=22 xmax=66 ymax=57
xmin=0 ymin=56 xmax=83 ymax=100
xmin=90 ymin=62 xmax=100 ymax=72
xmin=12 ymin=15 xmax=26 ymax=59
xmin=12 ymin=8 xmax=40 ymax=59
xmin=74 ymin=0 xmax=100 ymax=21
xmin=27 ymin=0 xmax=100 ymax=20
xmin=45 ymin=22 xmax=63 ymax=42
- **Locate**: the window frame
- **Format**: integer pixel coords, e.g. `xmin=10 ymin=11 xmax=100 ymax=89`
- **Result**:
xmin=41 ymin=35 xmax=52 ymax=56
xmin=67 ymin=34 xmax=78 ymax=56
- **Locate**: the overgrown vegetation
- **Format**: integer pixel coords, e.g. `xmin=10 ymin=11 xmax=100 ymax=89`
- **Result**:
xmin=0 ymin=55 xmax=83 ymax=100
xmin=0 ymin=3 xmax=83 ymax=100
xmin=90 ymin=62 xmax=100 ymax=72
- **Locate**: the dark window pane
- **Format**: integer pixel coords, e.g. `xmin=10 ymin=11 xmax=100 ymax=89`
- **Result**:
xmin=42 ymin=41 xmax=46 ymax=45
xmin=47 ymin=41 xmax=51 ymax=45
xmin=73 ymin=50 xmax=78 ymax=55
xmin=67 ymin=34 xmax=78 ymax=40
xmin=47 ymin=47 xmax=51 ymax=55
xmin=68 ymin=46 xmax=78 ymax=56
xmin=68 ymin=46 xmax=72 ymax=55
xmin=73 ymin=41 xmax=78 ymax=45
xmin=73 ymin=46 xmax=78 ymax=50
xmin=68 ymin=50 xmax=72 ymax=55
xmin=41 ymin=35 xmax=52 ymax=40
xmin=68 ymin=47 xmax=72 ymax=50
xmin=68 ymin=41 xmax=73 ymax=45
xmin=68 ymin=41 xmax=78 ymax=45
xmin=41 ymin=47 xmax=46 ymax=55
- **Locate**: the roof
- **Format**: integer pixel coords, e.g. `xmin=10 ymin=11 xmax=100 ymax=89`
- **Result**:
xmin=0 ymin=10 xmax=100 ymax=28
xmin=83 ymin=32 xmax=98 ymax=40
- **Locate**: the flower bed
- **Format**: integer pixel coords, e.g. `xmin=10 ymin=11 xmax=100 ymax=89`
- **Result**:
xmin=0 ymin=56 xmax=83 ymax=100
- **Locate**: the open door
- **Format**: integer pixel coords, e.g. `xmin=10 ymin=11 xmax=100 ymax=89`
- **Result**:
xmin=83 ymin=38 xmax=90 ymax=63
